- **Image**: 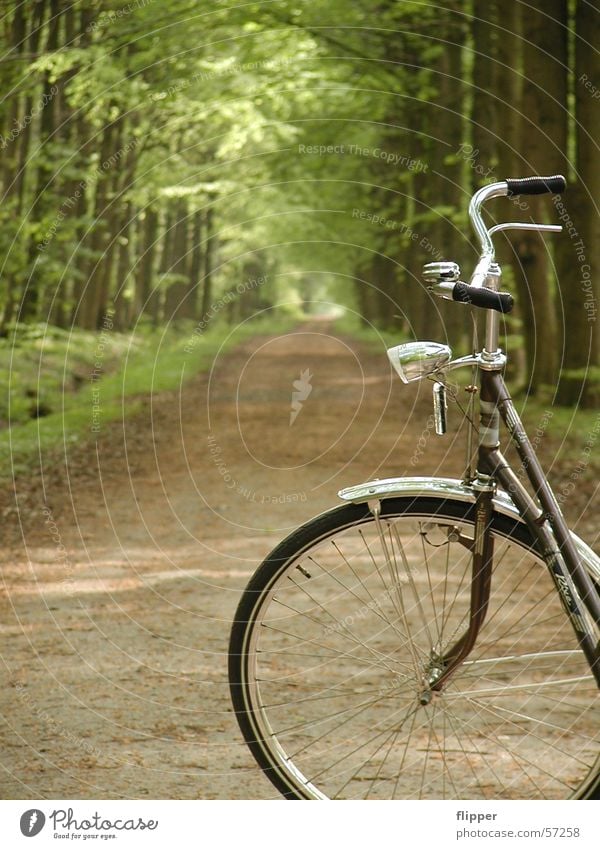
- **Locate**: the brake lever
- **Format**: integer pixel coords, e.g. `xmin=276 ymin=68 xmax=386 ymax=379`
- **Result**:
xmin=488 ymin=223 xmax=562 ymax=236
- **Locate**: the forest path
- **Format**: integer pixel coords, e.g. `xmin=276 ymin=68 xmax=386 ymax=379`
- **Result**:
xmin=0 ymin=319 xmax=592 ymax=799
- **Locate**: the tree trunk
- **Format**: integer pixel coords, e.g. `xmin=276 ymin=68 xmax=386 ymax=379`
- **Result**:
xmin=113 ymin=202 xmax=134 ymax=330
xmin=495 ymin=0 xmax=521 ymax=182
xmin=46 ymin=0 xmax=81 ymax=328
xmin=471 ymin=0 xmax=497 ymax=182
xmin=19 ymin=0 xmax=60 ymax=322
xmin=555 ymin=0 xmax=600 ymax=406
xmin=13 ymin=1 xmax=46 ymax=215
xmin=152 ymin=210 xmax=175 ymax=326
xmin=164 ymin=199 xmax=190 ymax=322
xmin=0 ymin=3 xmax=28 ymax=194
xmin=0 ymin=2 xmax=43 ymax=333
xmin=135 ymin=208 xmax=159 ymax=322
xmin=187 ymin=210 xmax=203 ymax=319
xmin=199 ymin=206 xmax=216 ymax=321
xmin=77 ymin=117 xmax=119 ymax=329
xmin=513 ymin=0 xmax=568 ymax=393
xmin=433 ymin=20 xmax=471 ymax=352
xmin=67 ymin=7 xmax=95 ymax=329
xmin=353 ymin=276 xmax=376 ymax=327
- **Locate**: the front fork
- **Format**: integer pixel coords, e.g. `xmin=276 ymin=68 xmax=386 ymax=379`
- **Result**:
xmin=423 ymin=483 xmax=495 ymax=700
xmin=421 ymin=373 xmax=501 ymax=700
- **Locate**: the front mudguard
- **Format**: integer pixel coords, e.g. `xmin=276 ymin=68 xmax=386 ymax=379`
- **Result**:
xmin=338 ymin=476 xmax=600 ymax=581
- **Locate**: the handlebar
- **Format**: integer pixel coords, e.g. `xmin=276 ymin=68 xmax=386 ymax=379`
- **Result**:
xmin=469 ymin=175 xmax=566 ymax=266
xmin=506 ymin=175 xmax=566 ymax=197
xmin=451 ymin=282 xmax=514 ymax=313
xmin=425 ymin=175 xmax=566 ymax=317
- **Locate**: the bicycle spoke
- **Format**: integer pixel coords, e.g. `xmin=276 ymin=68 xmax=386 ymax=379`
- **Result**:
xmin=373 ymin=515 xmax=425 ymax=680
xmin=309 ymin=546 xmax=419 ymax=646
xmin=444 ymin=698 xmax=576 ymax=794
xmin=391 ymin=522 xmax=436 ymax=650
xmin=306 ymin=701 xmax=423 ymax=785
xmin=259 ymin=677 xmax=412 ymax=709
xmin=448 ymin=674 xmax=595 ymax=698
xmin=271 ymin=590 xmax=403 ymax=674
xmin=259 ymin=622 xmax=405 ymax=674
xmin=459 ymin=695 xmax=596 ymax=763
xmin=390 ymin=706 xmax=420 ymax=799
xmin=280 ymin=685 xmax=415 ymax=746
xmin=442 ymin=704 xmax=514 ymax=798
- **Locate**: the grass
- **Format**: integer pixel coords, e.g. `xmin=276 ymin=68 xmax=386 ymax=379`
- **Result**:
xmin=0 ymin=314 xmax=297 ymax=483
xmin=518 ymin=398 xmax=600 ymax=465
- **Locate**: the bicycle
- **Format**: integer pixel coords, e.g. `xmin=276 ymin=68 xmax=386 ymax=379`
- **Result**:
xmin=228 ymin=176 xmax=600 ymax=799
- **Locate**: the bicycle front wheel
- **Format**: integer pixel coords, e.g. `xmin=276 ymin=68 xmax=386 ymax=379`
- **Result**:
xmin=229 ymin=496 xmax=600 ymax=799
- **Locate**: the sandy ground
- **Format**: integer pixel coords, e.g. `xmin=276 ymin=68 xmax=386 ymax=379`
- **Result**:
xmin=0 ymin=319 xmax=597 ymax=799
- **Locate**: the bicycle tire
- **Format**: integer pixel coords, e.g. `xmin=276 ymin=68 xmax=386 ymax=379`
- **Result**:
xmin=229 ymin=496 xmax=600 ymax=799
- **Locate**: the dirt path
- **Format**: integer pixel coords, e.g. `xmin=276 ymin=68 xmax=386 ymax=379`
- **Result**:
xmin=0 ymin=320 xmax=597 ymax=799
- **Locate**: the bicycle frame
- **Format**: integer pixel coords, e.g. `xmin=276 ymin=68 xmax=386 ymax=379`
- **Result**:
xmin=474 ymin=367 xmax=600 ymax=689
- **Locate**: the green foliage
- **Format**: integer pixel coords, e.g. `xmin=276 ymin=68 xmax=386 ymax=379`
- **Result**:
xmin=0 ymin=0 xmax=596 ymax=406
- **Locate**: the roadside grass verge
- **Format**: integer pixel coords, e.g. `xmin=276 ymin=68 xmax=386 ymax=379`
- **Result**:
xmin=0 ymin=315 xmax=296 ymax=483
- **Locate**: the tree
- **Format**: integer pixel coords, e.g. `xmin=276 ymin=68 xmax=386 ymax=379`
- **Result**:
xmin=0 ymin=0 xmax=595 ymax=412
xmin=555 ymin=0 xmax=600 ymax=406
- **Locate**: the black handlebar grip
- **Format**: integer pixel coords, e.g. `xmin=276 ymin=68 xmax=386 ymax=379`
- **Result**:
xmin=452 ymin=283 xmax=514 ymax=314
xmin=505 ymin=175 xmax=566 ymax=196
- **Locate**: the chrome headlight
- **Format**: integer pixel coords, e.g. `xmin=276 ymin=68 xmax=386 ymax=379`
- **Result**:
xmin=387 ymin=341 xmax=452 ymax=383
